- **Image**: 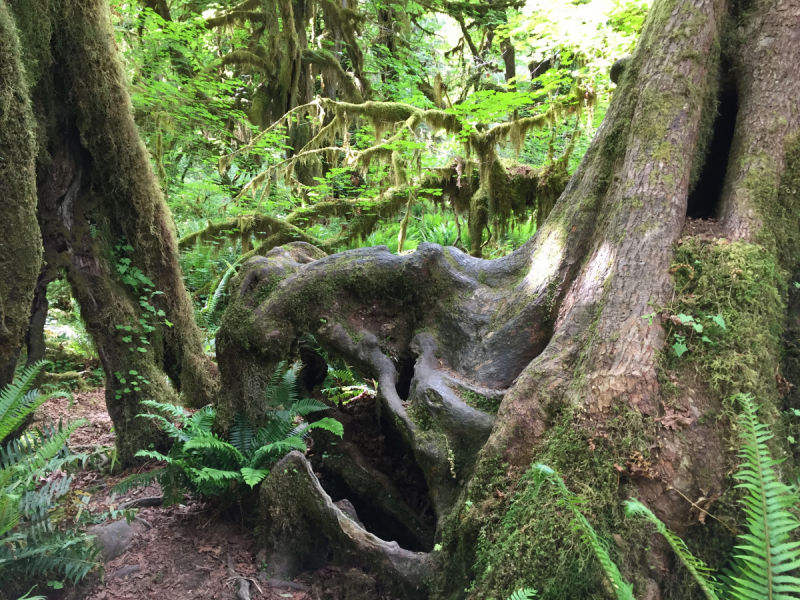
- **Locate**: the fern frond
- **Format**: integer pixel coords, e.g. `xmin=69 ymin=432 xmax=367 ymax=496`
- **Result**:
xmin=507 ymin=589 xmax=537 ymax=600
xmin=184 ymin=405 xmax=215 ymax=434
xmin=111 ymin=469 xmax=166 ymax=495
xmin=229 ymin=412 xmax=254 ymax=455
xmin=240 ymin=467 xmax=269 ymax=487
xmin=533 ymin=464 xmax=635 ymax=600
xmin=725 ymin=393 xmax=800 ymax=600
xmin=134 ymin=449 xmax=172 ymax=462
xmin=183 ymin=435 xmax=245 ymax=463
xmin=138 ymin=400 xmax=187 ymax=422
xmin=307 ymin=417 xmax=344 ymax=437
xmin=189 ymin=467 xmax=241 ymax=484
xmin=200 ymin=257 xmax=242 ymax=327
xmin=0 ymin=362 xmax=57 ymax=441
xmin=249 ymin=436 xmax=307 ymax=468
xmin=252 ymin=418 xmax=296 ymax=448
xmin=264 ymin=362 xmax=298 ymax=407
xmin=624 ymin=499 xmax=720 ymax=599
xmin=290 ymin=398 xmax=330 ymax=417
xmin=3 ymin=420 xmax=86 ymax=482
xmin=136 ymin=413 xmax=183 ymax=440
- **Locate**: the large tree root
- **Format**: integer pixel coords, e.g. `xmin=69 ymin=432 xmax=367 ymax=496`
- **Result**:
xmin=258 ymin=451 xmax=431 ymax=597
xmin=217 ymin=1 xmax=800 ymax=596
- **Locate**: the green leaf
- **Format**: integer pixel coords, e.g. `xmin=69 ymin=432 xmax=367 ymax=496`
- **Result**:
xmin=240 ymin=467 xmax=269 ymax=487
xmin=673 ymin=342 xmax=688 ymax=357
xmin=308 ymin=417 xmax=344 ymax=438
xmin=625 ymin=499 xmax=720 ymax=599
xmin=710 ymin=314 xmax=726 ymax=330
xmin=677 ymin=313 xmax=695 ymax=324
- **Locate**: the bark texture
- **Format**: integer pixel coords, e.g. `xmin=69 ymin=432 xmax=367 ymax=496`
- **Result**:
xmin=0 ymin=0 xmax=42 ymax=388
xmin=4 ymin=0 xmax=219 ymax=462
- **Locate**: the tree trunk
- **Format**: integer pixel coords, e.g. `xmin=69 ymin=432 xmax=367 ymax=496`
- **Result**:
xmin=0 ymin=0 xmax=42 ymax=389
xmin=216 ymin=0 xmax=800 ymax=597
xmin=3 ymin=0 xmax=219 ymax=462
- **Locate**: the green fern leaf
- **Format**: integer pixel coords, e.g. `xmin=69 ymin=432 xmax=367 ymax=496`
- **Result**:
xmin=134 ymin=449 xmax=172 ymax=463
xmin=308 ymin=417 xmax=344 ymax=437
xmin=725 ymin=393 xmax=800 ymax=600
xmin=0 ymin=362 xmax=68 ymax=441
xmin=290 ymin=398 xmax=330 ymax=417
xmin=249 ymin=437 xmax=307 ymax=468
xmin=533 ymin=464 xmax=635 ymax=600
xmin=183 ymin=435 xmax=244 ymax=463
xmin=507 ymin=589 xmax=537 ymax=600
xmin=185 ymin=405 xmax=215 ymax=433
xmin=240 ymin=467 xmax=269 ymax=487
xmin=190 ymin=467 xmax=241 ymax=484
xmin=229 ymin=412 xmax=254 ymax=455
xmin=138 ymin=399 xmax=186 ymax=421
xmin=625 ymin=499 xmax=720 ymax=599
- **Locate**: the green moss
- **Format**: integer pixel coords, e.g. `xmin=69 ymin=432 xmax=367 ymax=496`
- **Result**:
xmin=460 ymin=389 xmax=501 ymax=415
xmin=433 ymin=410 xmax=694 ymax=600
xmin=752 ymin=135 xmax=800 ymax=271
xmin=666 ymin=240 xmax=786 ymax=418
xmin=0 ymin=0 xmax=42 ymax=365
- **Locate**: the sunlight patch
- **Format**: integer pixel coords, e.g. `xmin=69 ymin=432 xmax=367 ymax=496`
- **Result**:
xmin=522 ymin=228 xmax=566 ymax=293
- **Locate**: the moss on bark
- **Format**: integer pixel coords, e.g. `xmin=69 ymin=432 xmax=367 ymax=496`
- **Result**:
xmin=0 ymin=0 xmax=42 ymax=382
xmin=2 ymin=0 xmax=219 ymax=461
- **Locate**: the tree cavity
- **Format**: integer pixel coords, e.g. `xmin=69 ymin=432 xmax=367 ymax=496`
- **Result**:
xmin=687 ymin=81 xmax=739 ymax=219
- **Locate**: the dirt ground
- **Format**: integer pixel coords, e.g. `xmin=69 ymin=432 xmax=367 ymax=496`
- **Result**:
xmin=30 ymin=389 xmax=315 ymax=600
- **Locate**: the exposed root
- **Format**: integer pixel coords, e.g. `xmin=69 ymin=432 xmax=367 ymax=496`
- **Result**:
xmin=258 ymin=451 xmax=431 ymax=597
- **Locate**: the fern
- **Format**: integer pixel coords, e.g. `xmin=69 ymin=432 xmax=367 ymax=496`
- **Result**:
xmin=121 ymin=372 xmax=343 ymax=500
xmin=724 ymin=393 xmax=800 ymax=600
xmin=625 ymin=499 xmax=720 ymax=600
xmin=507 ymin=589 xmax=537 ymax=600
xmin=533 ymin=464 xmax=635 ymax=600
xmin=0 ymin=362 xmax=68 ymax=441
xmin=264 ymin=361 xmax=299 ymax=407
xmin=289 ymin=397 xmax=331 ymax=417
xmin=240 ymin=467 xmax=269 ymax=486
xmin=0 ymin=371 xmax=97 ymax=585
xmin=229 ymin=411 xmax=255 ymax=455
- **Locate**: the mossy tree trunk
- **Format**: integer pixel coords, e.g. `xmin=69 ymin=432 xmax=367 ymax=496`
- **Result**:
xmin=229 ymin=0 xmax=800 ymax=598
xmin=2 ymin=0 xmax=219 ymax=462
xmin=0 ymin=0 xmax=42 ymax=390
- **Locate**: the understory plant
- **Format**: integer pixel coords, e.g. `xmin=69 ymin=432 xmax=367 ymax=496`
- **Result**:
xmin=0 ymin=362 xmax=98 ymax=587
xmin=532 ymin=392 xmax=800 ymax=600
xmin=115 ymin=364 xmax=342 ymax=503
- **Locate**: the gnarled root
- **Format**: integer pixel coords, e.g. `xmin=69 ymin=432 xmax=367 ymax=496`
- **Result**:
xmin=258 ymin=451 xmax=432 ymax=597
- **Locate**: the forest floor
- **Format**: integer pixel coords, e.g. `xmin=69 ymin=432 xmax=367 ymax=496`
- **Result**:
xmin=31 ymin=389 xmax=325 ymax=600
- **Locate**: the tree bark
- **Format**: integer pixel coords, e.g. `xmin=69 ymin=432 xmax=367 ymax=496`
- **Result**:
xmin=3 ymin=0 xmax=219 ymax=462
xmin=0 ymin=0 xmax=42 ymax=389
